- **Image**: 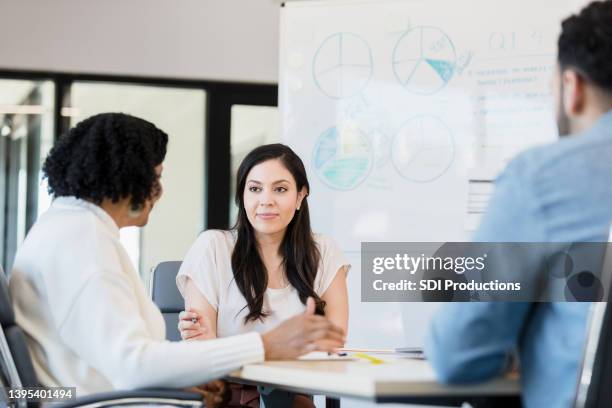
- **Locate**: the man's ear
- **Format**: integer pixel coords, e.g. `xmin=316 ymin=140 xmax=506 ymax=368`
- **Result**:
xmin=563 ymin=69 xmax=587 ymax=116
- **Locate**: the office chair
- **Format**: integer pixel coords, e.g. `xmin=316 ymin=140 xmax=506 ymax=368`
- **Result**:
xmin=150 ymin=261 xmax=183 ymax=341
xmin=574 ymin=301 xmax=612 ymax=408
xmin=574 ymin=243 xmax=612 ymax=408
xmin=0 ymin=267 xmax=203 ymax=408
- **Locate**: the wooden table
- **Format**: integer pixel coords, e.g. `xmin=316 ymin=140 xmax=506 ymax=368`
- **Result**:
xmin=228 ymin=357 xmax=520 ymax=407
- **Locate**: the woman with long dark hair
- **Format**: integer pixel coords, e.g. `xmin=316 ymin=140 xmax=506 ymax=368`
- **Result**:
xmin=176 ymin=144 xmax=350 ymax=406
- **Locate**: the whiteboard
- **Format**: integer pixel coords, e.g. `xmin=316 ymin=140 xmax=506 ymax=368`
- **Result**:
xmin=279 ymin=0 xmax=587 ymax=348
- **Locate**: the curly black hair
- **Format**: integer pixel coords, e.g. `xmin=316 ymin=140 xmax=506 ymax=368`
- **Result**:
xmin=558 ymin=0 xmax=612 ymax=93
xmin=43 ymin=112 xmax=168 ymax=210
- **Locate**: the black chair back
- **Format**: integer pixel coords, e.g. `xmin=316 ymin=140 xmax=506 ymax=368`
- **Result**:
xmin=0 ymin=267 xmax=39 ymax=408
xmin=0 ymin=267 xmax=39 ymax=389
xmin=574 ymin=243 xmax=612 ymax=408
xmin=150 ymin=261 xmax=183 ymax=342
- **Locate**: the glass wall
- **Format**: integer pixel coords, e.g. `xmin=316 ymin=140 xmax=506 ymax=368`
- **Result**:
xmin=0 ymin=79 xmax=54 ymax=273
xmin=0 ymin=73 xmax=276 ymax=282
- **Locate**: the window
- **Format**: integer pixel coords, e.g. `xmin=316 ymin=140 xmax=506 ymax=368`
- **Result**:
xmin=0 ymin=79 xmax=54 ymax=273
xmin=65 ymin=81 xmax=206 ymax=279
xmin=0 ymin=71 xmax=277 ymax=283
xmin=206 ymin=84 xmax=278 ymax=229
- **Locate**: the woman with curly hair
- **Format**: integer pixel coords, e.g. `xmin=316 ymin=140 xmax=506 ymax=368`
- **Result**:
xmin=8 ymin=113 xmax=344 ymax=404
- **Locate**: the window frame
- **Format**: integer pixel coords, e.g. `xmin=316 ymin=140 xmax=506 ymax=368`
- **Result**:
xmin=0 ymin=69 xmax=277 ymax=231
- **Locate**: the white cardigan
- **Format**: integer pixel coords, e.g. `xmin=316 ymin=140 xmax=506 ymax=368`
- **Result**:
xmin=9 ymin=197 xmax=264 ymax=395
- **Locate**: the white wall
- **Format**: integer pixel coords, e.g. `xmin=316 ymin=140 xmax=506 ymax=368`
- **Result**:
xmin=0 ymin=0 xmax=280 ymax=83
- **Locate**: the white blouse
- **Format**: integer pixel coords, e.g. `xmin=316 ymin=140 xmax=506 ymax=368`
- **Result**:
xmin=176 ymin=230 xmax=350 ymax=338
xmin=9 ymin=197 xmax=264 ymax=396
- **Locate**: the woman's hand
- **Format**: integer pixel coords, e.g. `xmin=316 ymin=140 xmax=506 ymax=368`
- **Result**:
xmin=261 ymin=297 xmax=345 ymax=360
xmin=178 ymin=309 xmax=216 ymax=341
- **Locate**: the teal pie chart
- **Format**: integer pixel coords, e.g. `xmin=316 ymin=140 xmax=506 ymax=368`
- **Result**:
xmin=312 ymin=126 xmax=373 ymax=191
xmin=392 ymin=26 xmax=457 ymax=95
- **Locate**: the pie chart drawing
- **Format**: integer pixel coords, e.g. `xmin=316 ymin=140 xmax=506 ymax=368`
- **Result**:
xmin=313 ymin=32 xmax=374 ymax=99
xmin=391 ymin=115 xmax=455 ymax=183
xmin=392 ymin=26 xmax=456 ymax=95
xmin=312 ymin=126 xmax=373 ymax=191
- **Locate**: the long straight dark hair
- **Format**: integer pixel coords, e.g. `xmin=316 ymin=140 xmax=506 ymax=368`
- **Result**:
xmin=231 ymin=143 xmax=324 ymax=323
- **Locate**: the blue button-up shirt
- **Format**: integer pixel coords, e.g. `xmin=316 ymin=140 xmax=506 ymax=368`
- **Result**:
xmin=426 ymin=111 xmax=612 ymax=408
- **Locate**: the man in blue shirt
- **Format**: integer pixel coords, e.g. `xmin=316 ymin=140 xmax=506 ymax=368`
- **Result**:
xmin=425 ymin=2 xmax=612 ymax=407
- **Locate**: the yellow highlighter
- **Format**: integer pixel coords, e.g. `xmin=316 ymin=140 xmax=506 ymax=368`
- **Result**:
xmin=353 ymin=352 xmax=385 ymax=365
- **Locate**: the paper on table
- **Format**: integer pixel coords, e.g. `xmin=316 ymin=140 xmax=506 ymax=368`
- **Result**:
xmin=338 ymin=347 xmax=395 ymax=354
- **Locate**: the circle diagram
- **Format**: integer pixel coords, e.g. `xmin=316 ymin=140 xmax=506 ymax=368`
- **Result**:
xmin=391 ymin=115 xmax=455 ymax=183
xmin=392 ymin=26 xmax=456 ymax=95
xmin=313 ymin=33 xmax=373 ymax=99
xmin=312 ymin=126 xmax=373 ymax=190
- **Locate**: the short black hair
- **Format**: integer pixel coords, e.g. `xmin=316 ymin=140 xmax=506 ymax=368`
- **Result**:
xmin=558 ymin=0 xmax=612 ymax=93
xmin=43 ymin=112 xmax=168 ymax=210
